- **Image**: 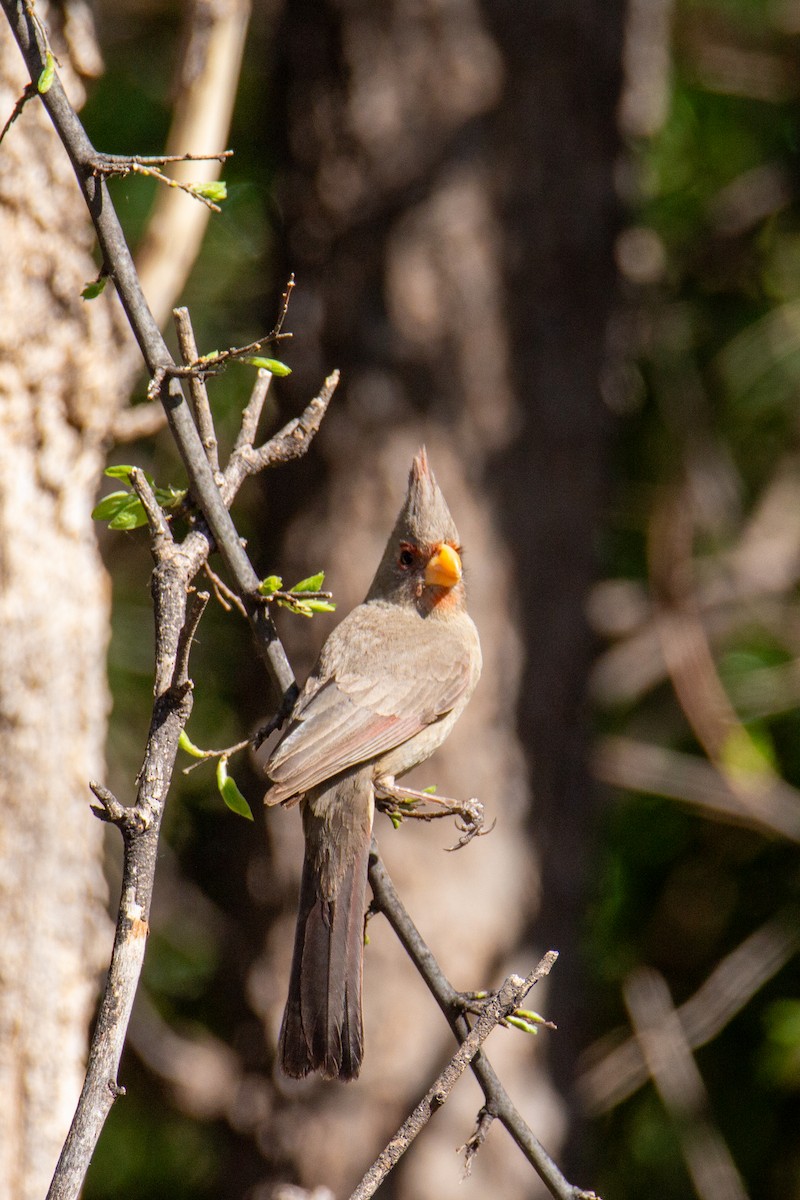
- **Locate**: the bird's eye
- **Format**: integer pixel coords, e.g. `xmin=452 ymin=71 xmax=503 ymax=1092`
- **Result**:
xmin=398 ymin=546 xmax=416 ymax=569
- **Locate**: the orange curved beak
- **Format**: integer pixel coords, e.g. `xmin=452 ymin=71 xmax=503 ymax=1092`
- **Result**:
xmin=424 ymin=543 xmax=462 ymax=589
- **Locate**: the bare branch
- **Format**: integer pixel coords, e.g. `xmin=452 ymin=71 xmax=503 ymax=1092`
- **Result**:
xmin=174 ymin=307 xmax=220 ymax=476
xmin=233 ymin=368 xmax=273 ymax=456
xmin=349 ymin=962 xmax=556 ymax=1200
xmin=224 ymin=370 xmax=339 ymax=500
xmin=368 ymin=851 xmax=599 ymax=1200
xmin=129 ymin=467 xmax=173 ymax=550
xmin=49 ymin=531 xmax=196 ymax=1200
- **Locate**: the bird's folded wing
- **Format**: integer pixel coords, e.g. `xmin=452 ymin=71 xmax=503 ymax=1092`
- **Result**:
xmin=265 ymin=626 xmax=474 ymax=804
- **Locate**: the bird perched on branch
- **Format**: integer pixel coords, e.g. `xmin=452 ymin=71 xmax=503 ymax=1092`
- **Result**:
xmin=265 ymin=447 xmax=481 ymax=1080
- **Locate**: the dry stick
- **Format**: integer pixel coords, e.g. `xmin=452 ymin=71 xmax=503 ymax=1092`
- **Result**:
xmin=368 ymin=852 xmax=601 ymax=1200
xmin=349 ymin=962 xmax=557 ymax=1200
xmin=174 ymin=307 xmax=221 ymax=476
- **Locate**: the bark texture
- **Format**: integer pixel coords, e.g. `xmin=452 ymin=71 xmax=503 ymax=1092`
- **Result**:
xmin=0 ymin=17 xmax=126 ymax=1197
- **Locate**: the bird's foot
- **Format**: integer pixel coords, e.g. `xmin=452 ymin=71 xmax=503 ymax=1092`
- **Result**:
xmin=373 ymin=777 xmax=493 ymax=849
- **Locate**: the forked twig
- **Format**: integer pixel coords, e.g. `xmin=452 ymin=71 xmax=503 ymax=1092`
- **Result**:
xmin=349 ymin=959 xmax=557 ymax=1200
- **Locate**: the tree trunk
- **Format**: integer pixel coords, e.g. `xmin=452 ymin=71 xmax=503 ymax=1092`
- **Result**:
xmin=0 ymin=18 xmax=124 ymax=1197
xmin=256 ymin=0 xmax=622 ymax=1195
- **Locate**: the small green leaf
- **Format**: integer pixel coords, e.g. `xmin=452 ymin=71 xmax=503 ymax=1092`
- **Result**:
xmin=389 ymin=812 xmax=402 ymax=829
xmin=422 ymin=784 xmax=438 ymax=795
xmin=302 ymin=599 xmax=336 ymax=613
xmin=291 ymin=572 xmax=325 ymax=593
xmin=92 ymin=491 xmax=147 ymax=528
xmin=189 ymin=181 xmax=227 ymax=203
xmin=179 ymin=731 xmax=207 ymax=759
xmin=108 ymin=497 xmax=147 ymax=530
xmin=241 ymin=356 xmax=292 ymax=377
xmin=258 ymin=574 xmax=283 ymax=596
xmin=81 ymin=277 xmax=107 ymax=301
xmin=216 ymin=758 xmax=253 ymax=821
xmin=720 ymin=726 xmax=775 ymax=778
xmin=92 ymin=491 xmax=131 ymax=521
xmin=104 ymin=465 xmax=135 ymax=480
xmin=37 ymin=51 xmax=55 ymax=94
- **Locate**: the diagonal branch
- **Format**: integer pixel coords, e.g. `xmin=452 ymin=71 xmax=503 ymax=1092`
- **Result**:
xmin=368 ymin=850 xmax=600 ymax=1200
xmin=349 ymin=959 xmax=557 ymax=1200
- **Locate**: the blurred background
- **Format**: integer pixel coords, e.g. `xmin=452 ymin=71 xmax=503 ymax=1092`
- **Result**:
xmin=4 ymin=0 xmax=800 ymax=1197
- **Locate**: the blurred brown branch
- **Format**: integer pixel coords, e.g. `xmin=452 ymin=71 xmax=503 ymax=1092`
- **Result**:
xmin=623 ymin=968 xmax=750 ymax=1200
xmin=579 ymin=910 xmax=800 ymax=1112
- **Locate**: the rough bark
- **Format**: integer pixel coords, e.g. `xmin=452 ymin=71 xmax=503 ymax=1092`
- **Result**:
xmin=0 ymin=16 xmax=125 ymax=1197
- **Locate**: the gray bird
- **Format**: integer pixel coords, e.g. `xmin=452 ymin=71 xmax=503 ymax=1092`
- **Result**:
xmin=265 ymin=448 xmax=482 ymax=1080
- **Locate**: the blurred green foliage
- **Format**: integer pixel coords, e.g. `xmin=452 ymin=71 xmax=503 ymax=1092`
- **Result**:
xmin=592 ymin=0 xmax=800 ymax=1194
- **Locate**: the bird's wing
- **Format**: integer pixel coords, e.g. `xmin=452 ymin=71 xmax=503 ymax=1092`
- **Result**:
xmin=265 ymin=606 xmax=477 ymax=803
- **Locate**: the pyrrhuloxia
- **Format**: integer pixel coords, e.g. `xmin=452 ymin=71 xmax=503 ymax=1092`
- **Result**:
xmin=265 ymin=448 xmax=481 ymax=1080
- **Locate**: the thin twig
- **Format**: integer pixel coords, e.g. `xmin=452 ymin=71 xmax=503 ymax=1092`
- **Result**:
xmin=349 ymin=962 xmax=556 ymax=1200
xmin=95 ymin=151 xmax=233 ymax=167
xmin=174 ymin=307 xmax=220 ymax=476
xmin=368 ymin=851 xmax=599 ymax=1200
xmin=203 ymin=563 xmax=247 ymax=616
xmin=233 ymin=368 xmax=273 ymax=455
xmin=92 ymin=157 xmax=225 ymax=211
xmin=129 ymin=467 xmax=172 ymax=549
xmin=224 ymin=370 xmax=339 ymax=500
xmin=0 ymin=79 xmax=36 ymax=145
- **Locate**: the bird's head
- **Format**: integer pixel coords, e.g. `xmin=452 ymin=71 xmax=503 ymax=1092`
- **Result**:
xmin=366 ymin=448 xmax=466 ymax=614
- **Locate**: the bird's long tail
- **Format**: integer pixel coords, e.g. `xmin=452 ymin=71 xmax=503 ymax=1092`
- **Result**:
xmin=278 ymin=775 xmax=372 ymax=1081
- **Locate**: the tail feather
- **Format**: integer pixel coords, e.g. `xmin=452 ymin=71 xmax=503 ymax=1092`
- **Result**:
xmin=279 ymin=836 xmax=369 ymax=1080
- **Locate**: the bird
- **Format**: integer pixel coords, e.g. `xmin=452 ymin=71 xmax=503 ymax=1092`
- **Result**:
xmin=264 ymin=447 xmax=482 ymax=1080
